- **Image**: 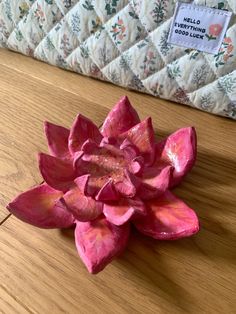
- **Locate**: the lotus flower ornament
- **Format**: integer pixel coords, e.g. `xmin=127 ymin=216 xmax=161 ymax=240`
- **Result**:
xmin=7 ymin=96 xmax=199 ymax=273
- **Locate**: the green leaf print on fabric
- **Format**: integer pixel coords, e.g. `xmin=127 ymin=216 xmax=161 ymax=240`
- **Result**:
xmin=105 ymin=0 xmax=119 ymax=16
xmin=119 ymin=55 xmax=132 ymax=71
xmin=71 ymin=12 xmax=81 ymax=35
xmin=15 ymin=29 xmax=23 ymax=42
xmin=200 ymin=93 xmax=214 ymax=111
xmin=5 ymin=1 xmax=13 ymax=22
xmin=191 ymin=65 xmax=208 ymax=89
xmin=160 ymin=29 xmax=173 ymax=56
xmin=151 ymin=0 xmax=168 ymax=25
xmin=45 ymin=36 xmax=55 ymax=51
xmin=218 ymin=74 xmax=236 ymax=94
xmin=82 ymin=0 xmax=94 ymax=11
xmin=80 ymin=44 xmax=89 ymax=58
xmin=167 ymin=62 xmax=181 ymax=79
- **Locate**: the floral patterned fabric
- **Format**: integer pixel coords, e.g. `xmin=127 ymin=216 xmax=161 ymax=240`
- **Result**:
xmin=0 ymin=0 xmax=236 ymax=119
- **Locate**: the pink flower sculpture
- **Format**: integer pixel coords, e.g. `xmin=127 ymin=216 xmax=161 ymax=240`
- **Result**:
xmin=7 ymin=96 xmax=199 ymax=274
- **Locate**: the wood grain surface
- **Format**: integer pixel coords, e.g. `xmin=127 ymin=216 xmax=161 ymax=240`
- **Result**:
xmin=0 ymin=49 xmax=235 ymax=314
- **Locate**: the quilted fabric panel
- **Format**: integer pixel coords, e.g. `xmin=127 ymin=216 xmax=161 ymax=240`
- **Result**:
xmin=0 ymin=0 xmax=35 ymax=47
xmin=0 ymin=0 xmax=236 ymax=119
xmin=6 ymin=0 xmax=80 ymax=56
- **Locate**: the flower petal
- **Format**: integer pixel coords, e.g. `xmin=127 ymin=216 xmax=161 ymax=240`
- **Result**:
xmin=7 ymin=184 xmax=74 ymax=228
xmin=63 ymin=187 xmax=103 ymax=222
xmin=74 ymin=217 xmax=130 ymax=273
xmin=134 ymin=191 xmax=199 ymax=240
xmin=114 ymin=170 xmax=139 ymax=198
xmin=38 ymin=153 xmax=76 ymax=192
xmin=120 ymin=118 xmax=155 ymax=164
xmin=81 ymin=139 xmax=98 ymax=154
xmin=44 ymin=121 xmax=70 ymax=159
xmin=156 ymin=127 xmax=197 ymax=187
xmin=120 ymin=138 xmax=139 ymax=161
xmin=104 ymin=198 xmax=146 ymax=226
xmin=101 ymin=96 xmax=140 ymax=137
xmin=68 ymin=114 xmax=103 ymax=155
xmin=95 ymin=180 xmax=119 ymax=201
xmin=74 ymin=174 xmax=90 ymax=194
xmin=129 ymin=156 xmax=144 ymax=175
xmin=73 ymin=151 xmax=84 ymax=169
xmin=100 ymin=137 xmax=117 ymax=146
xmin=138 ymin=166 xmax=172 ymax=200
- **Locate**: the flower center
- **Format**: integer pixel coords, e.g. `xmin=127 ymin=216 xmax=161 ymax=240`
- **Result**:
xmin=82 ymin=145 xmax=128 ymax=189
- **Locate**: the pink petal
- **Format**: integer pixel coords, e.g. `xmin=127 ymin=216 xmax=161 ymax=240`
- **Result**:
xmin=101 ymin=96 xmax=140 ymax=137
xmin=68 ymin=114 xmax=103 ymax=155
xmin=44 ymin=121 xmax=70 ymax=159
xmin=156 ymin=127 xmax=197 ymax=187
xmin=38 ymin=153 xmax=76 ymax=192
xmin=82 ymin=140 xmax=123 ymax=162
xmin=120 ymin=138 xmax=139 ymax=160
xmin=104 ymin=198 xmax=146 ymax=226
xmin=63 ymin=186 xmax=103 ymax=221
xmin=134 ymin=191 xmax=199 ymax=240
xmin=95 ymin=180 xmax=119 ymax=201
xmin=74 ymin=174 xmax=90 ymax=194
xmin=114 ymin=170 xmax=139 ymax=198
xmin=120 ymin=118 xmax=155 ymax=164
xmin=138 ymin=166 xmax=172 ymax=200
xmin=74 ymin=217 xmax=130 ymax=273
xmin=129 ymin=156 xmax=144 ymax=175
xmin=75 ymin=169 xmax=111 ymax=198
xmin=100 ymin=137 xmax=117 ymax=146
xmin=73 ymin=151 xmax=84 ymax=169
xmin=7 ymin=184 xmax=74 ymax=228
xmin=81 ymin=139 xmax=98 ymax=154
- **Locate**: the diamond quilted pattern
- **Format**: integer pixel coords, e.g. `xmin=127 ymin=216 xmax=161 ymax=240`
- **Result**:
xmin=0 ymin=0 xmax=235 ymax=119
xmin=0 ymin=0 xmax=35 ymax=47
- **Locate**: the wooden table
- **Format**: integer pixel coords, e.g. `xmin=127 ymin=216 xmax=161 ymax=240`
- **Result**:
xmin=0 ymin=49 xmax=235 ymax=314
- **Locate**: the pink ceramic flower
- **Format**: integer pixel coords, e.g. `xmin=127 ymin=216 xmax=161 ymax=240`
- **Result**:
xmin=209 ymin=24 xmax=223 ymax=37
xmin=7 ymin=96 xmax=199 ymax=273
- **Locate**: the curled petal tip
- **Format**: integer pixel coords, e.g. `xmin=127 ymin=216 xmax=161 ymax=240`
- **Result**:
xmin=96 ymin=180 xmax=119 ymax=201
xmin=155 ymin=126 xmax=197 ymax=187
xmin=101 ymin=96 xmax=140 ymax=137
xmin=44 ymin=121 xmax=70 ymax=159
xmin=120 ymin=138 xmax=139 ymax=161
xmin=81 ymin=139 xmax=99 ymax=153
xmin=69 ymin=114 xmax=102 ymax=155
xmin=74 ymin=174 xmax=90 ymax=194
xmin=129 ymin=156 xmax=144 ymax=175
xmin=73 ymin=151 xmax=84 ymax=169
xmin=120 ymin=117 xmax=155 ymax=164
xmin=100 ymin=137 xmax=117 ymax=146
